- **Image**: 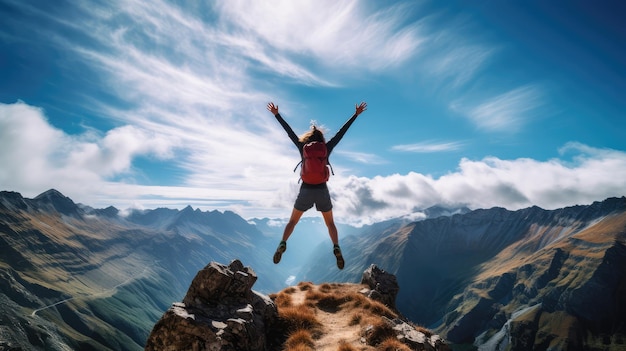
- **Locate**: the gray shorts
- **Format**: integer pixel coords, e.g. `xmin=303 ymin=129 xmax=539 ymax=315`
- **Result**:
xmin=294 ymin=185 xmax=333 ymax=212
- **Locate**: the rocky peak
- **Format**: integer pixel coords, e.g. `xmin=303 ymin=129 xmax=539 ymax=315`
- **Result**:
xmin=360 ymin=263 xmax=400 ymax=310
xmin=145 ymin=260 xmax=450 ymax=351
xmin=33 ymin=189 xmax=80 ymax=216
xmin=0 ymin=190 xmax=31 ymax=211
xmin=145 ymin=260 xmax=277 ymax=351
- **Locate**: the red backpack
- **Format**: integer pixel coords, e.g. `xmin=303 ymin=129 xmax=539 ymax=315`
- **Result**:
xmin=297 ymin=141 xmax=333 ymax=184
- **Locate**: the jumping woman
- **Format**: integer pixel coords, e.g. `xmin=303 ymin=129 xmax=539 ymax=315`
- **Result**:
xmin=267 ymin=101 xmax=367 ymax=269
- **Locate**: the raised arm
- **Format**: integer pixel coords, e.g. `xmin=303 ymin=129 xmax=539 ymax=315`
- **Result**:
xmin=326 ymin=102 xmax=367 ymax=152
xmin=267 ymin=102 xmax=300 ymax=147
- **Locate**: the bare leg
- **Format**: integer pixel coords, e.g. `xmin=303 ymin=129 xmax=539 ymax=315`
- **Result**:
xmin=321 ymin=210 xmax=339 ymax=245
xmin=274 ymin=208 xmax=305 ymax=264
xmin=322 ymin=210 xmax=344 ymax=269
xmin=282 ymin=208 xmax=304 ymax=242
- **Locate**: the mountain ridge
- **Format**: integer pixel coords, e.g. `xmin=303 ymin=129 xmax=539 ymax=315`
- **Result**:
xmin=1 ymin=189 xmax=625 ymax=350
xmin=0 ymin=189 xmax=289 ymax=350
xmin=302 ymin=196 xmax=626 ymax=349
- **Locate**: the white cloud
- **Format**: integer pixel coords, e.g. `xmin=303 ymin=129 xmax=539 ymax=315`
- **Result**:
xmin=2 ymin=101 xmax=624 ymax=225
xmin=334 ymin=150 xmax=388 ymax=164
xmin=3 ymin=1 xmax=623 ymax=227
xmin=392 ymin=140 xmax=464 ymax=153
xmin=0 ymin=102 xmax=177 ymax=198
xmin=327 ymin=144 xmax=626 ymax=225
xmin=214 ymin=0 xmax=424 ymax=72
xmin=451 ymin=85 xmax=543 ymax=132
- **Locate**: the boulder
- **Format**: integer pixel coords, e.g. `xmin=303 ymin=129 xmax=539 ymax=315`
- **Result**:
xmin=145 ymin=260 xmax=277 ymax=351
xmin=360 ymin=264 xmax=400 ymax=309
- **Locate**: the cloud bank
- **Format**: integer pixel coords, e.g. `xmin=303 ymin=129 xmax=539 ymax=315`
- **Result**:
xmin=329 ymin=143 xmax=626 ymax=225
xmin=2 ymin=101 xmax=624 ymax=225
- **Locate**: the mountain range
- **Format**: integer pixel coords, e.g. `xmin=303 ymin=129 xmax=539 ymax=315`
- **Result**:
xmin=1 ymin=189 xmax=624 ymax=350
xmin=301 ymin=197 xmax=626 ymax=350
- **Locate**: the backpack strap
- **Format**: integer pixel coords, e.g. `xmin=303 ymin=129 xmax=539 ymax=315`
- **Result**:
xmin=293 ymin=160 xmax=302 ymax=173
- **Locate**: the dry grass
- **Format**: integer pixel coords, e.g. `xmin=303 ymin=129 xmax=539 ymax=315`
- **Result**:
xmin=283 ymin=344 xmax=314 ymax=351
xmin=376 ymin=338 xmax=413 ymax=351
xmin=278 ymin=305 xmax=322 ymax=335
xmin=316 ymin=293 xmax=350 ymax=313
xmin=274 ymin=282 xmax=440 ymax=351
xmin=319 ymin=283 xmax=334 ymax=292
xmin=363 ymin=319 xmax=396 ymax=346
xmin=272 ymin=291 xmax=294 ymax=308
xmin=367 ymin=300 xmax=397 ymax=320
xmin=341 ymin=293 xmax=397 ymax=320
xmin=349 ymin=312 xmax=363 ymax=326
xmin=350 ymin=312 xmax=381 ymax=328
xmin=298 ymin=282 xmax=314 ymax=291
xmin=284 ymin=329 xmax=315 ymax=350
xmin=303 ymin=288 xmax=397 ymax=319
xmin=304 ymin=289 xmax=324 ymax=301
xmin=336 ymin=341 xmax=359 ymax=351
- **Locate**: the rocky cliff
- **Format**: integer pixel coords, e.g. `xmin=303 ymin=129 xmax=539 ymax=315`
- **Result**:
xmin=145 ymin=260 xmax=450 ymax=351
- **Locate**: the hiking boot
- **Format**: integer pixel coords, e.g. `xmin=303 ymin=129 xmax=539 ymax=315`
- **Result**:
xmin=273 ymin=241 xmax=287 ymax=264
xmin=333 ymin=245 xmax=344 ymax=270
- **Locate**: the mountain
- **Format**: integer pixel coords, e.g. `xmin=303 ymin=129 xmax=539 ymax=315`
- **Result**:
xmin=2 ymin=189 xmax=625 ymax=350
xmin=0 ymin=189 xmax=289 ymax=350
xmin=303 ymin=197 xmax=626 ymax=350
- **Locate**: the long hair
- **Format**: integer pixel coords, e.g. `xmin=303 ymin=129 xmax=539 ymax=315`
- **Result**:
xmin=299 ymin=125 xmax=325 ymax=143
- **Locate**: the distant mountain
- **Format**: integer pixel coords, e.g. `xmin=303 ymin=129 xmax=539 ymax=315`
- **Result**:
xmin=303 ymin=197 xmax=626 ymax=349
xmin=249 ymin=204 xmax=468 ymax=284
xmin=3 ymin=189 xmax=624 ymax=350
xmin=0 ymin=189 xmax=288 ymax=350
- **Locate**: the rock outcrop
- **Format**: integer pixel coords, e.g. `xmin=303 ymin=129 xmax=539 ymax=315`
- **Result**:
xmin=360 ymin=264 xmax=449 ymax=350
xmin=360 ymin=263 xmax=400 ymax=310
xmin=145 ymin=260 xmax=277 ymax=351
xmin=146 ymin=260 xmax=450 ymax=351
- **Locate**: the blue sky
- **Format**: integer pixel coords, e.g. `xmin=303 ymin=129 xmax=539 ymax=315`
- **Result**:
xmin=1 ymin=0 xmax=625 ymax=225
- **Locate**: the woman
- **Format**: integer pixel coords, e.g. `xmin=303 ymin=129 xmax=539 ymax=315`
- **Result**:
xmin=267 ymin=101 xmax=367 ymax=269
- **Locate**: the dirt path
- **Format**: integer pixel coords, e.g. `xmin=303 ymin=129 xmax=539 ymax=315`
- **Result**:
xmin=289 ymin=284 xmax=376 ymax=351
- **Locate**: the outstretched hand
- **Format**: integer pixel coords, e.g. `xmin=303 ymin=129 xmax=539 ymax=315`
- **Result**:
xmin=267 ymin=102 xmax=279 ymax=115
xmin=355 ymin=101 xmax=367 ymax=116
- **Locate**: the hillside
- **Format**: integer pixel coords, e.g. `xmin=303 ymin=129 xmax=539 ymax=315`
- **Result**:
xmin=0 ymin=189 xmax=289 ymax=350
xmin=303 ymin=197 xmax=626 ymax=349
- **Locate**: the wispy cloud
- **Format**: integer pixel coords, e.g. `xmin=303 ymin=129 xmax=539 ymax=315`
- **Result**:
xmin=3 ymin=0 xmax=621 ymax=225
xmin=451 ymin=85 xmax=543 ymax=132
xmin=215 ymin=0 xmax=425 ymax=72
xmin=24 ymin=0 xmax=427 ymax=205
xmin=414 ymin=14 xmax=496 ymax=92
xmin=392 ymin=140 xmax=464 ymax=153
xmin=334 ymin=150 xmax=388 ymax=164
